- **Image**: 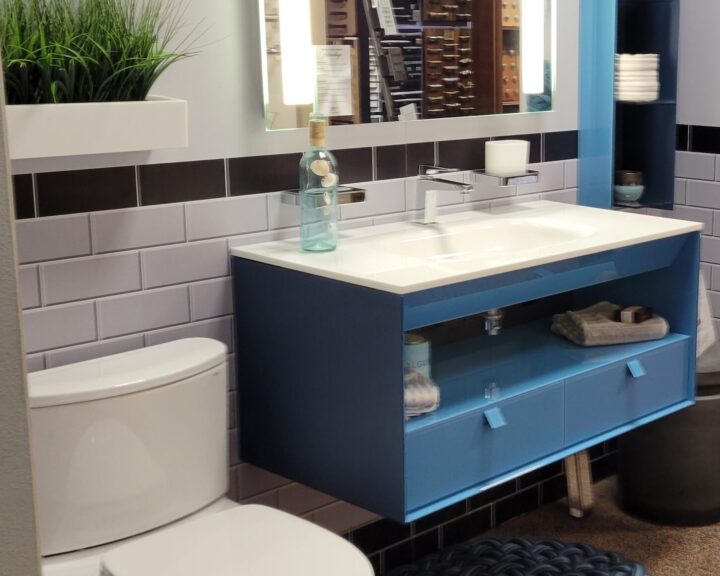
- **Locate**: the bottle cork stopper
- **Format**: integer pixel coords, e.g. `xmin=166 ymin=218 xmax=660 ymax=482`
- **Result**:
xmin=309 ymin=117 xmax=326 ymax=147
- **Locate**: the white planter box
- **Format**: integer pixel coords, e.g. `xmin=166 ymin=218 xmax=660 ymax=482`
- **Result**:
xmin=6 ymin=95 xmax=188 ymax=159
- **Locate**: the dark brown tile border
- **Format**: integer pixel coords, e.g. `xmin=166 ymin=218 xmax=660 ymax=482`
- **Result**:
xmin=438 ymin=138 xmax=490 ymax=171
xmin=544 ymin=130 xmax=579 ymax=162
xmin=333 ymin=147 xmax=373 ymax=184
xmin=15 ymin=129 xmax=591 ymax=218
xmin=376 ymin=145 xmax=407 ymax=180
xmin=229 ymin=153 xmax=299 ymax=196
xmin=36 ymin=166 xmax=137 ymax=217
xmin=12 ymin=175 xmax=35 ymax=219
xmin=140 ymin=160 xmax=226 ymax=206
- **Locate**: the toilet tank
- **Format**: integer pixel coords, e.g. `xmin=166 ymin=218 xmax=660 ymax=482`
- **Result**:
xmin=28 ymin=338 xmax=229 ymax=556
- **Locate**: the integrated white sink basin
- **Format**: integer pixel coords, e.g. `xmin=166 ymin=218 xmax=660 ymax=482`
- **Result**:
xmin=230 ymin=201 xmax=702 ymax=294
xmin=381 ymin=218 xmax=597 ymax=262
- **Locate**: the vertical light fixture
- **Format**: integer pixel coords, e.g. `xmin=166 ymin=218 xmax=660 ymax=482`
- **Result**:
xmin=278 ymin=0 xmax=315 ymax=105
xmin=521 ymin=0 xmax=545 ymax=94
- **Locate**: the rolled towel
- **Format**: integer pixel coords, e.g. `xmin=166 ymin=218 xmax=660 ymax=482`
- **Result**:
xmin=404 ymin=368 xmax=440 ymax=419
xmin=551 ymin=301 xmax=669 ymax=347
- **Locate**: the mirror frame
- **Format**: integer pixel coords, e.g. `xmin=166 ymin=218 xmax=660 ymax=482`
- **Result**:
xmin=254 ymin=0 xmax=576 ymax=157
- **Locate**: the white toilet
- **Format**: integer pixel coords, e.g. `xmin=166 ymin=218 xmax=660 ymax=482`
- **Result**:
xmin=28 ymin=338 xmax=374 ymax=576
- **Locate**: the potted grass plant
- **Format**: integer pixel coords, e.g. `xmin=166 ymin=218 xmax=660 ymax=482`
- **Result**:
xmin=0 ymin=0 xmax=199 ymax=159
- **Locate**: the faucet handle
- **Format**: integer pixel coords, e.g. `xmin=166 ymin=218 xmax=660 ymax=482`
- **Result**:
xmin=418 ymin=164 xmax=460 ymax=177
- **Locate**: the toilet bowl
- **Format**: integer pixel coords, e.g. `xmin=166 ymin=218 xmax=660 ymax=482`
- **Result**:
xmin=28 ymin=338 xmax=373 ymax=576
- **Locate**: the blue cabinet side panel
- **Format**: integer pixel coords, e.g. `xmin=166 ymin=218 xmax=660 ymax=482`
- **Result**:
xmin=232 ymin=258 xmax=407 ymax=520
xmin=579 ymin=0 xmax=617 ymax=208
xmin=403 ymin=236 xmax=686 ymax=330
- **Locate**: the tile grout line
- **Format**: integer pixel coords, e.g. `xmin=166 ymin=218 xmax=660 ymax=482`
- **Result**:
xmin=134 ymin=166 xmax=142 ymax=207
xmin=31 ymin=173 xmax=40 ymax=218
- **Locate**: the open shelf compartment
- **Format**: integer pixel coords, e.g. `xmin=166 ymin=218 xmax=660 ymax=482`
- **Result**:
xmin=405 ymin=319 xmax=689 ymax=433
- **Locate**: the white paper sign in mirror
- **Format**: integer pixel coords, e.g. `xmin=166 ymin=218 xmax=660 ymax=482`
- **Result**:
xmin=260 ymin=0 xmax=555 ymax=131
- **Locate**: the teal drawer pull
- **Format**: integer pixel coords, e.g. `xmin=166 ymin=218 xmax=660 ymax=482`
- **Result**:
xmin=626 ymin=359 xmax=647 ymax=379
xmin=484 ymin=407 xmax=508 ymax=430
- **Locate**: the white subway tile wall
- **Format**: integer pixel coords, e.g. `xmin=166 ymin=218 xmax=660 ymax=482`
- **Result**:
xmin=647 ymin=151 xmax=720 ymax=335
xmin=16 ymin=214 xmax=92 ymax=264
xmin=91 ymin=204 xmax=186 ymax=253
xmin=676 ymin=151 xmax=716 ymax=180
xmin=16 ymin=161 xmax=577 ymax=534
xmin=40 ymin=252 xmax=142 ymax=304
xmin=19 ymin=266 xmax=40 ymax=309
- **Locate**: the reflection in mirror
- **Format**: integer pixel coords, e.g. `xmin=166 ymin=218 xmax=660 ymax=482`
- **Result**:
xmin=260 ymin=0 xmax=555 ymax=130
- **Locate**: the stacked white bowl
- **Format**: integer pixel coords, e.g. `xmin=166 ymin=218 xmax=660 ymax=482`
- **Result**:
xmin=615 ymin=54 xmax=659 ymax=102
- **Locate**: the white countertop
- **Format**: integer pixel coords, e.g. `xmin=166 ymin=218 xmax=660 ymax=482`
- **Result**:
xmin=230 ymin=201 xmax=702 ymax=294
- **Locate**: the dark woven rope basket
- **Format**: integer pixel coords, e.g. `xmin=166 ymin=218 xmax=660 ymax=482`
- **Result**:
xmin=387 ymin=538 xmax=649 ymax=576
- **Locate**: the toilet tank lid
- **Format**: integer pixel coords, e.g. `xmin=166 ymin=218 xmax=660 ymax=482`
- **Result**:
xmin=28 ymin=338 xmax=227 ymax=408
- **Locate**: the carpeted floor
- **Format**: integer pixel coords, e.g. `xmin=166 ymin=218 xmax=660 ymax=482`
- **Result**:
xmin=483 ymin=477 xmax=720 ymax=576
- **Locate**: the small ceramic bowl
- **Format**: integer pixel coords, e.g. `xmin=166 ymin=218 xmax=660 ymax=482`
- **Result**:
xmin=614 ymin=184 xmax=645 ymax=202
xmin=616 ymin=170 xmax=643 ymax=186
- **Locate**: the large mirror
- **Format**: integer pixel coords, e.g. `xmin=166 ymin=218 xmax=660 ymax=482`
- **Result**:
xmin=260 ymin=0 xmax=555 ymax=130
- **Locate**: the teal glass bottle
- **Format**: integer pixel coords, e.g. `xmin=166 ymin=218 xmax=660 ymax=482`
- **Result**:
xmin=299 ymin=114 xmax=339 ymax=252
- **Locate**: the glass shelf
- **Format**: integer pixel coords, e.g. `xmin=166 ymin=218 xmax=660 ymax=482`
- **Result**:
xmin=613 ymin=199 xmax=674 ymax=210
xmin=615 ymin=99 xmax=676 ymax=106
xmin=405 ymin=319 xmax=688 ymax=433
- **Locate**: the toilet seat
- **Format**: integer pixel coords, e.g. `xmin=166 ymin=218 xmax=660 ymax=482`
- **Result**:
xmin=101 ymin=504 xmax=374 ymax=576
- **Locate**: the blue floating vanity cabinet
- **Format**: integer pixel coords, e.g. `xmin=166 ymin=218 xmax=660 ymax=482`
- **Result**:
xmin=232 ymin=231 xmax=699 ymax=523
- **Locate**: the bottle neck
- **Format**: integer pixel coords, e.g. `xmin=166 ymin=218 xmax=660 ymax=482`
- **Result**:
xmin=308 ymin=117 xmax=326 ymax=148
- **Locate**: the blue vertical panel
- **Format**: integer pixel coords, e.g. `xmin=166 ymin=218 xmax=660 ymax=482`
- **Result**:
xmin=579 ymin=0 xmax=617 ymax=208
xmin=232 ymin=258 xmax=407 ymax=521
xmin=572 ymin=233 xmax=700 ymax=400
xmin=614 ymin=0 xmax=680 ymax=208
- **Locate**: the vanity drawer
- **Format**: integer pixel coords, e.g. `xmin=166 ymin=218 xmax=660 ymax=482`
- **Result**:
xmin=405 ymin=384 xmax=564 ymax=512
xmin=565 ymin=340 xmax=688 ymax=444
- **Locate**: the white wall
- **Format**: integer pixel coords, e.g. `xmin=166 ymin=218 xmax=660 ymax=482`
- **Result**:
xmin=12 ymin=0 xmax=579 ymax=175
xmin=0 ymin=69 xmax=41 ymax=576
xmin=678 ymin=0 xmax=720 ymax=127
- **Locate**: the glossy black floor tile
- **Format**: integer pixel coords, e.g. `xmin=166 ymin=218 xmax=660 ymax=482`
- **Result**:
xmin=469 ymin=479 xmax=517 ymax=511
xmin=591 ymin=453 xmax=619 ymax=482
xmin=517 ymin=462 xmax=564 ymax=489
xmin=541 ymin=475 xmax=569 ymax=505
xmin=494 ymin=486 xmax=540 ymax=526
xmin=352 ymin=518 xmax=412 ymax=555
xmin=441 ymin=507 xmax=492 ymax=547
xmin=384 ymin=529 xmax=440 ymax=573
xmin=414 ymin=501 xmax=467 ymax=534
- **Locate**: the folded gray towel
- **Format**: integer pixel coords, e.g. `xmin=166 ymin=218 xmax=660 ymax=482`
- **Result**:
xmin=552 ymin=301 xmax=669 ymax=346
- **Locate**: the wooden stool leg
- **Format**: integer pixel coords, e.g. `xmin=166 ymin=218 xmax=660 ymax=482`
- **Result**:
xmin=565 ymin=450 xmax=594 ymax=518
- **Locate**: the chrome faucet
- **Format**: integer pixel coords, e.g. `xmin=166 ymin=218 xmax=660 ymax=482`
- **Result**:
xmin=417 ymin=165 xmax=473 ymax=225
